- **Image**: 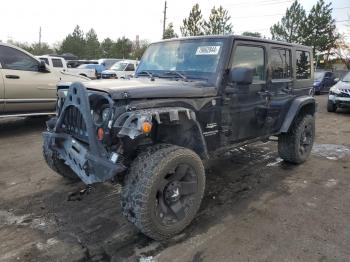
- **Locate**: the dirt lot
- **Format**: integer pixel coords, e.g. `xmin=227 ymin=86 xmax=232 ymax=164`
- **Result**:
xmin=0 ymin=95 xmax=350 ymax=262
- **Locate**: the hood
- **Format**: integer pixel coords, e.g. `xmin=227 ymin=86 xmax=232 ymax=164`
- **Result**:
xmin=335 ymin=80 xmax=350 ymax=90
xmin=59 ymin=71 xmax=90 ymax=82
xmin=102 ymin=70 xmax=116 ymax=74
xmin=83 ymin=78 xmax=217 ymax=99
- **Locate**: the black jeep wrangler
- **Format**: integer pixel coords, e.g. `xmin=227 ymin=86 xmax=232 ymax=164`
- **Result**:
xmin=43 ymin=35 xmax=316 ymax=240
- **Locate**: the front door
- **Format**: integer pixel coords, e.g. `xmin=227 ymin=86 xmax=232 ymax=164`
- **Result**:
xmin=227 ymin=42 xmax=268 ymax=142
xmin=0 ymin=45 xmax=57 ymax=114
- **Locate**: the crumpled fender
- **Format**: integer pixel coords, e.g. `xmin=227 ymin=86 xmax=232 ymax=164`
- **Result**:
xmin=114 ymin=107 xmax=209 ymax=158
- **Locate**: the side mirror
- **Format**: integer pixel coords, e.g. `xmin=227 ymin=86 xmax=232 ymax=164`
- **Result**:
xmin=38 ymin=60 xmax=49 ymax=72
xmin=229 ymin=67 xmax=254 ymax=85
xmin=334 ymin=77 xmax=339 ymax=83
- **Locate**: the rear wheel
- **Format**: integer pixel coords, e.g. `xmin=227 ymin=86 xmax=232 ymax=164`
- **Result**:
xmin=121 ymin=144 xmax=205 ymax=240
xmin=327 ymin=100 xmax=337 ymax=112
xmin=278 ymin=114 xmax=315 ymax=164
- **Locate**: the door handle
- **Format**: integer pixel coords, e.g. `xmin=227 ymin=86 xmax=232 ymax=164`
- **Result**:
xmin=5 ymin=75 xmax=20 ymax=79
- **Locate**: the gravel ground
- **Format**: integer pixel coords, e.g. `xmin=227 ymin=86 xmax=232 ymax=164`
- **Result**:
xmin=0 ymin=95 xmax=349 ymax=262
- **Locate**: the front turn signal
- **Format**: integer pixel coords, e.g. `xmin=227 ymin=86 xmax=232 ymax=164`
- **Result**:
xmin=97 ymin=127 xmax=104 ymax=140
xmin=142 ymin=121 xmax=152 ymax=134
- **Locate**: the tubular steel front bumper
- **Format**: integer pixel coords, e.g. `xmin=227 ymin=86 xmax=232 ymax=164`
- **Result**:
xmin=43 ymin=82 xmax=125 ymax=184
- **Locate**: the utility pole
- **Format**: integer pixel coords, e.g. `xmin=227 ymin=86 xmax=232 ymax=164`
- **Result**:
xmin=162 ymin=1 xmax=167 ymax=39
xmin=39 ymin=26 xmax=42 ymax=48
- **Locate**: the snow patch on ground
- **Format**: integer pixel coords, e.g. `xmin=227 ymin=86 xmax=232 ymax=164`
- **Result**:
xmin=267 ymin=157 xmax=283 ymax=167
xmin=312 ymin=144 xmax=350 ymax=160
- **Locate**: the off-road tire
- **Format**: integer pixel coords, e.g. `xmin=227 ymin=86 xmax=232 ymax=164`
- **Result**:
xmin=327 ymin=100 xmax=337 ymax=112
xmin=121 ymin=144 xmax=205 ymax=240
xmin=278 ymin=114 xmax=315 ymax=164
xmin=43 ymin=139 xmax=79 ymax=181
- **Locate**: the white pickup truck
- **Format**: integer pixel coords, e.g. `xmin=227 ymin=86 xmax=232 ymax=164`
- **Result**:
xmin=37 ymin=55 xmax=96 ymax=79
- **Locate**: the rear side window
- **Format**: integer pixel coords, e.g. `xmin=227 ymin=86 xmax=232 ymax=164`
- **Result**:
xmin=125 ymin=63 xmax=135 ymax=71
xmin=0 ymin=45 xmax=39 ymax=71
xmin=52 ymin=58 xmax=63 ymax=68
xmin=232 ymin=45 xmax=265 ymax=81
xmin=296 ymin=51 xmax=311 ymax=79
xmin=270 ymin=48 xmax=291 ymax=79
xmin=39 ymin=57 xmax=49 ymax=65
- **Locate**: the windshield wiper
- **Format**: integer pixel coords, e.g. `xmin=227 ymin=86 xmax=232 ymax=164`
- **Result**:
xmin=160 ymin=71 xmax=188 ymax=81
xmin=137 ymin=71 xmax=155 ymax=81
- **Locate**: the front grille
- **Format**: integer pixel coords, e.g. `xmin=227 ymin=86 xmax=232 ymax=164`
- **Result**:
xmin=61 ymin=106 xmax=88 ymax=141
xmin=339 ymin=89 xmax=350 ymax=97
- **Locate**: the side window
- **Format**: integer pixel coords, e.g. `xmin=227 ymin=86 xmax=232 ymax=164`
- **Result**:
xmin=52 ymin=58 xmax=63 ymax=68
xmin=270 ymin=48 xmax=291 ymax=79
xmin=296 ymin=50 xmax=311 ymax=79
xmin=232 ymin=45 xmax=265 ymax=81
xmin=39 ymin=58 xmax=49 ymax=65
xmin=125 ymin=63 xmax=135 ymax=71
xmin=0 ymin=46 xmax=39 ymax=71
xmin=325 ymin=72 xmax=332 ymax=78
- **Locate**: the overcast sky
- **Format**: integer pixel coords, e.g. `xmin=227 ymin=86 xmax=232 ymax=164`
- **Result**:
xmin=0 ymin=0 xmax=349 ymax=45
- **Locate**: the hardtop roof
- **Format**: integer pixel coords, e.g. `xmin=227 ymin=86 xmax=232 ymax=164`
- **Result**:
xmin=154 ymin=35 xmax=311 ymax=50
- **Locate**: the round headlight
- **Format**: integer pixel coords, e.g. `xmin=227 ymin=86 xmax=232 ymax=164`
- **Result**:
xmin=102 ymin=108 xmax=110 ymax=122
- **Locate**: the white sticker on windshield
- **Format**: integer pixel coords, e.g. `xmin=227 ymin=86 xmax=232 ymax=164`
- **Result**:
xmin=195 ymin=46 xmax=221 ymax=55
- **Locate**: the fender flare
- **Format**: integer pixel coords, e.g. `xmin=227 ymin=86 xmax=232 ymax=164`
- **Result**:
xmin=279 ymin=96 xmax=316 ymax=133
xmin=114 ymin=107 xmax=209 ymax=159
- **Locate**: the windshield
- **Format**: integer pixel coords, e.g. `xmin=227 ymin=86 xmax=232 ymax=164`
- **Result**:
xmin=111 ymin=62 xmax=128 ymax=71
xmin=314 ymin=72 xmax=325 ymax=81
xmin=342 ymin=72 xmax=350 ymax=82
xmin=136 ymin=39 xmax=224 ymax=78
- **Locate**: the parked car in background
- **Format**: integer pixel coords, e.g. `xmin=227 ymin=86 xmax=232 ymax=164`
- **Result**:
xmin=0 ymin=43 xmax=89 ymax=118
xmin=313 ymin=71 xmax=338 ymax=95
xmin=77 ymin=64 xmax=106 ymax=79
xmin=66 ymin=60 xmax=98 ymax=68
xmin=98 ymin=58 xmax=122 ymax=69
xmin=38 ymin=56 xmax=97 ymax=79
xmin=327 ymin=71 xmax=350 ymax=112
xmin=101 ymin=60 xmax=138 ymax=79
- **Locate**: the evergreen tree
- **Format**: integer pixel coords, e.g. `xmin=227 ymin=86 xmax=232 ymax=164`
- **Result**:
xmin=163 ymin=23 xmax=178 ymax=39
xmin=242 ymin=31 xmax=261 ymax=38
xmin=111 ymin=37 xmax=133 ymax=59
xmin=85 ymin=29 xmax=101 ymax=59
xmin=180 ymin=4 xmax=204 ymax=36
xmin=203 ymin=6 xmax=233 ymax=35
xmin=270 ymin=0 xmax=306 ymax=43
xmin=300 ymin=0 xmax=339 ymax=57
xmin=59 ymin=25 xmax=86 ymax=58
xmin=100 ymin=38 xmax=114 ymax=58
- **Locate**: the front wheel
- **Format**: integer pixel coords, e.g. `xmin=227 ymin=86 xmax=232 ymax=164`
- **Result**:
xmin=278 ymin=114 xmax=315 ymax=164
xmin=327 ymin=100 xmax=337 ymax=112
xmin=121 ymin=144 xmax=205 ymax=240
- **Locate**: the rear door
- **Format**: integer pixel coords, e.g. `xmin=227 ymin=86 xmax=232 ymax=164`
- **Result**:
xmin=267 ymin=45 xmax=294 ymax=133
xmin=0 ymin=45 xmax=58 ymax=114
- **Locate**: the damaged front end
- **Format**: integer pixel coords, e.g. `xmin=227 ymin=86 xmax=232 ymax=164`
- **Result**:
xmin=43 ymin=82 xmax=129 ymax=184
xmin=43 ymin=82 xmax=201 ymax=184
